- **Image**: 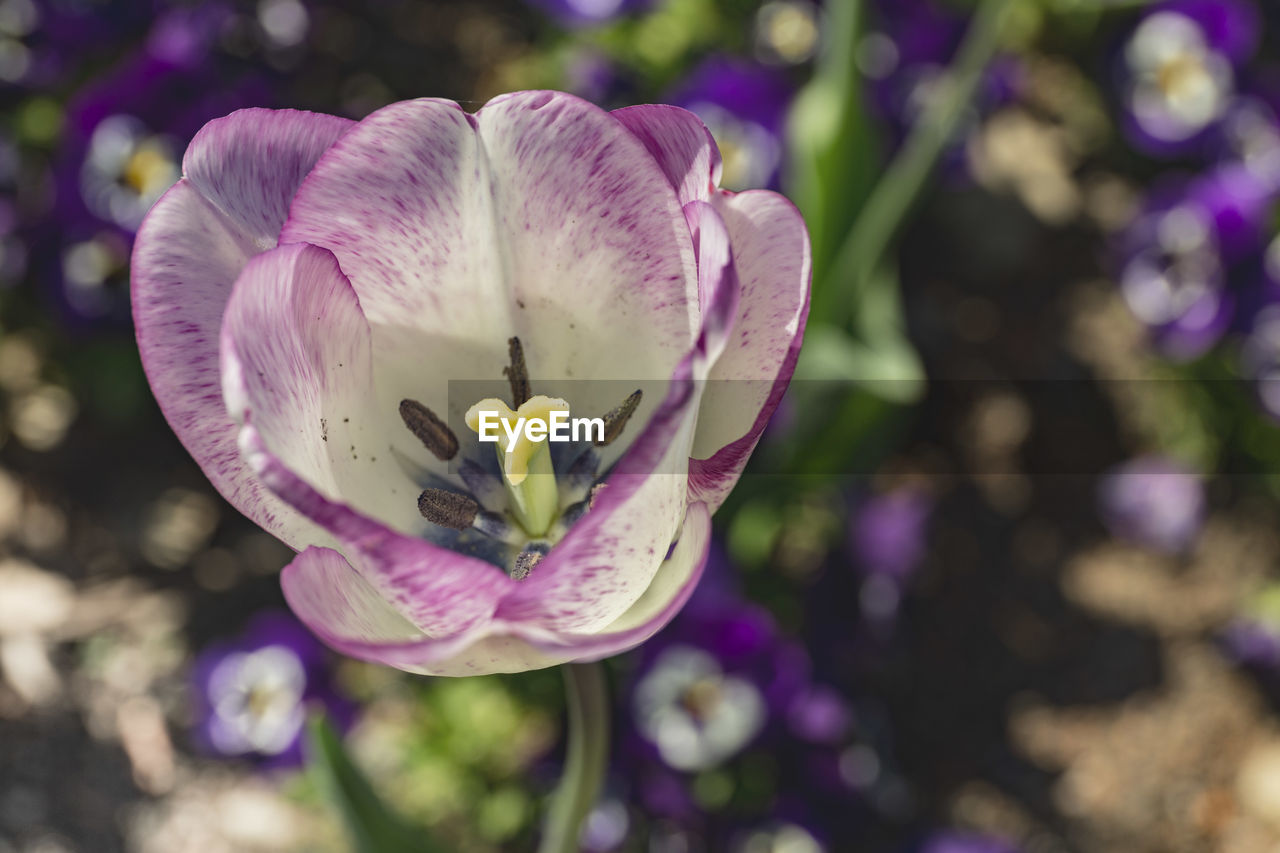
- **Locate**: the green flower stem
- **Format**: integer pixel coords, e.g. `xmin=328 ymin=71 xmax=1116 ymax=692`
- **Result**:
xmin=539 ymin=662 xmax=610 ymax=853
xmin=826 ymin=0 xmax=1015 ymax=329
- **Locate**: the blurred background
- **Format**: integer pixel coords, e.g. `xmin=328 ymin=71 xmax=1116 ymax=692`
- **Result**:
xmin=4 ymin=0 xmax=1280 ymax=850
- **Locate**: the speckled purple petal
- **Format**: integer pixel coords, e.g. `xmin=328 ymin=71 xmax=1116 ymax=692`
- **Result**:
xmin=221 ymin=242 xmax=439 ymax=543
xmin=221 ymin=245 xmax=509 ymax=637
xmin=516 ymin=500 xmax=712 ymax=661
xmin=683 ymin=199 xmax=740 ymax=364
xmin=495 ymin=353 xmax=703 ymax=633
xmin=493 ymin=221 xmax=740 ymax=635
xmin=281 ymin=502 xmax=711 ymax=675
xmin=240 ymin=423 xmax=510 ymax=640
xmin=132 ymin=108 xmax=352 ymax=550
xmin=688 ymin=190 xmax=811 ymax=510
xmin=278 ymin=93 xmax=699 ymax=465
xmin=612 ymin=104 xmax=722 ymax=206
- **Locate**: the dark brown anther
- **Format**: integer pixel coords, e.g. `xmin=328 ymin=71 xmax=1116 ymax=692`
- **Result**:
xmin=399 ymin=399 xmax=458 ymax=461
xmin=511 ymin=546 xmax=545 ymax=581
xmin=504 ymin=336 xmax=531 ymax=408
xmin=595 ymin=389 xmax=642 ymax=446
xmin=417 ymin=488 xmax=479 ymax=529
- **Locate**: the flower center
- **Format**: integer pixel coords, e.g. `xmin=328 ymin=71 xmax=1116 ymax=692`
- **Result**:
xmin=465 ymin=394 xmax=569 ymax=537
xmin=397 ymin=336 xmax=641 ymax=580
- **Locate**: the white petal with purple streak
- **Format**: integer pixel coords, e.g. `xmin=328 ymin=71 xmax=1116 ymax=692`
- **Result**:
xmin=133 ymin=109 xmax=352 ymax=549
xmin=689 ymin=190 xmax=811 ymax=511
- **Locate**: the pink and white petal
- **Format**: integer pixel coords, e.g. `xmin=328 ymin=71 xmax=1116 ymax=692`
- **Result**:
xmin=612 ymin=104 xmax=722 ymax=206
xmin=183 ymin=109 xmax=355 ymax=248
xmin=280 ymin=546 xmax=427 ymax=646
xmin=279 ymin=548 xmax=552 ymax=676
xmin=494 ymin=236 xmax=739 ymax=634
xmin=283 ymin=504 xmax=711 ymax=677
xmin=683 ymin=200 xmax=740 ymax=366
xmin=219 ymin=242 xmax=423 ymax=539
xmin=279 ymin=93 xmax=699 ymax=481
xmin=242 ymin=424 xmax=509 ymax=638
xmin=521 ymin=501 xmax=712 ymax=661
xmin=133 ymin=109 xmax=352 ymax=549
xmin=688 ymin=190 xmax=811 ymax=511
xmin=475 ymin=91 xmax=699 ymax=434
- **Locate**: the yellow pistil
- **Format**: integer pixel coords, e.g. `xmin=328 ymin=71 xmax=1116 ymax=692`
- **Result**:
xmin=465 ymin=394 xmax=570 ymax=537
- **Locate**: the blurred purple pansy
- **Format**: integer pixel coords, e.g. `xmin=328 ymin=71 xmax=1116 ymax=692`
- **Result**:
xmin=1120 ymin=0 xmax=1260 ymax=156
xmin=848 ymin=487 xmax=932 ymax=627
xmin=1097 ymin=455 xmax=1205 ymax=554
xmin=863 ymin=0 xmax=1021 ymax=156
xmin=52 ymin=48 xmax=267 ymax=326
xmin=667 ymin=57 xmax=794 ymax=191
xmin=1240 ymin=239 xmax=1280 ymax=419
xmin=1117 ymin=178 xmax=1239 ymax=361
xmin=628 ymin=549 xmax=812 ymax=772
xmin=191 ymin=611 xmax=355 ymax=767
xmin=633 ymin=644 xmax=768 ymax=772
xmin=1216 ymin=96 xmax=1280 ymax=191
xmin=849 ymin=487 xmax=932 ymax=582
xmin=786 ymin=683 xmax=852 ymax=744
xmin=132 ymin=92 xmax=810 ymax=676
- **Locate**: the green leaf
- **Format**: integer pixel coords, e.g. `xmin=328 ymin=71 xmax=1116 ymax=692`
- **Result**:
xmin=795 ymin=326 xmax=923 ymax=404
xmin=784 ymin=0 xmax=881 ymax=301
xmin=306 ymin=715 xmax=439 ymax=853
xmin=796 ymin=259 xmax=925 ymax=403
xmin=820 ymin=0 xmax=1017 ymax=329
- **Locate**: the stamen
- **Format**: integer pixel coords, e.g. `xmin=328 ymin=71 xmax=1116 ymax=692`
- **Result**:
xmin=399 ymin=399 xmax=458 ymax=461
xmin=417 ymin=488 xmax=478 ymax=529
xmin=511 ymin=544 xmax=548 ymax=581
xmin=504 ymin=336 xmax=531 ymax=408
xmin=595 ymin=390 xmax=642 ymax=446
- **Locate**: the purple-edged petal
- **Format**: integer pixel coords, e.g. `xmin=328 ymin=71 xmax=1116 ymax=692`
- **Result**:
xmin=523 ymin=501 xmax=712 ymax=661
xmin=281 ymin=503 xmax=712 ymax=676
xmin=494 ymin=222 xmax=741 ymax=633
xmin=613 ymin=104 xmax=722 ymax=206
xmin=683 ymin=199 xmax=740 ymax=365
xmin=132 ymin=108 xmax=352 ymax=549
xmin=280 ymin=547 xmax=434 ymax=646
xmin=496 ymin=356 xmax=704 ymax=633
xmin=688 ymin=190 xmax=811 ymax=510
xmin=220 ymin=242 xmax=426 ymax=539
xmin=279 ymin=93 xmax=699 ymax=481
xmin=221 ymin=246 xmax=510 ymax=638
xmin=241 ymin=424 xmax=510 ymax=639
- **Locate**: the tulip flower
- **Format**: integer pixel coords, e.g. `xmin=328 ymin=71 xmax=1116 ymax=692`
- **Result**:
xmin=133 ymin=91 xmax=810 ymax=676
